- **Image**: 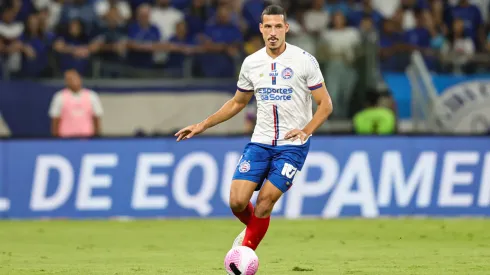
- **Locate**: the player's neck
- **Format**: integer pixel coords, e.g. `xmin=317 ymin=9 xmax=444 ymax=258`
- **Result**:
xmin=69 ymin=88 xmax=81 ymax=93
xmin=266 ymin=42 xmax=287 ymax=59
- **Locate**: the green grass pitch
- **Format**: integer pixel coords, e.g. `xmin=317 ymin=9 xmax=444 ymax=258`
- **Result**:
xmin=1 ymin=219 xmax=489 ymax=274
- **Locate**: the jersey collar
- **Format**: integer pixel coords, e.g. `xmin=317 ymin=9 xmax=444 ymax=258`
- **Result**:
xmin=265 ymin=42 xmax=289 ymax=61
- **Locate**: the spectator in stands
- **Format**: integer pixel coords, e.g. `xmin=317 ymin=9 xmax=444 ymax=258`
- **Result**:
xmin=441 ymin=18 xmax=475 ymax=74
xmin=92 ymin=7 xmax=127 ymax=63
xmin=151 ymin=0 xmax=184 ymax=42
xmin=450 ymin=0 xmax=485 ymax=50
xmin=359 ymin=14 xmax=378 ymax=42
xmin=172 ymin=0 xmax=193 ymax=11
xmin=151 ymin=0 xmax=185 ymax=64
xmin=404 ymin=9 xmax=436 ymax=70
xmin=59 ymin=0 xmax=100 ymax=37
xmin=371 ymin=0 xmax=400 ymax=19
xmin=165 ymin=21 xmax=198 ymax=76
xmin=349 ymin=0 xmax=383 ymax=29
xmin=319 ymin=11 xmax=360 ymax=119
xmin=0 ymin=4 xmax=24 ymax=75
xmin=425 ymin=9 xmax=447 ymax=55
xmin=2 ymin=0 xmax=490 ymax=79
xmin=196 ymin=4 xmax=242 ymax=78
xmin=304 ymin=0 xmax=329 ymax=37
xmin=53 ymin=19 xmax=98 ymax=75
xmin=379 ymin=18 xmax=410 ymax=71
xmin=399 ymin=0 xmax=429 ymax=31
xmin=184 ymin=0 xmax=210 ymax=38
xmin=96 ymin=0 xmax=132 ymax=24
xmin=208 ymin=0 xmax=246 ymax=33
xmin=126 ymin=4 xmax=161 ymax=68
xmin=49 ymin=69 xmax=103 ymax=138
xmin=284 ymin=5 xmax=317 ymax=54
xmin=12 ymin=0 xmax=34 ymax=22
xmin=20 ymin=13 xmax=55 ymax=78
xmin=428 ymin=0 xmax=448 ymax=36
xmin=241 ymin=0 xmax=265 ymax=38
xmin=129 ymin=0 xmax=152 ymax=12
xmin=34 ymin=0 xmax=62 ymax=33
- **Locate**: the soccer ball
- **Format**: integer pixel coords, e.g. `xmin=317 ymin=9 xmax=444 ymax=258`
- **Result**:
xmin=224 ymin=246 xmax=259 ymax=275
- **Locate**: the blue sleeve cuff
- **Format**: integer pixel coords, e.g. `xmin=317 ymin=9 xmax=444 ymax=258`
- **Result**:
xmin=308 ymin=83 xmax=323 ymax=91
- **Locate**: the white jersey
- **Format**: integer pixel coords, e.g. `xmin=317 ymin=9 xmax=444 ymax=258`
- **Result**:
xmin=237 ymin=43 xmax=324 ymax=146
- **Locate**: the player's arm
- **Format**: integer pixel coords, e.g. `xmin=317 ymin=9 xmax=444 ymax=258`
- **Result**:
xmin=91 ymin=92 xmax=104 ymax=136
xmin=49 ymin=92 xmax=62 ymax=137
xmin=285 ymin=84 xmax=332 ymax=142
xmin=286 ymin=53 xmax=333 ymax=142
xmin=302 ymin=83 xmax=333 ymax=136
xmin=202 ymin=90 xmax=254 ymax=129
xmin=176 ymin=57 xmax=254 ymax=142
xmin=51 ymin=118 xmax=60 ymax=137
xmin=175 ymin=90 xmax=254 ymax=141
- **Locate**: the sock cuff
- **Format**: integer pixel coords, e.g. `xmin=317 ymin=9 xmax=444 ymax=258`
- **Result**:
xmin=253 ymin=215 xmax=271 ymax=220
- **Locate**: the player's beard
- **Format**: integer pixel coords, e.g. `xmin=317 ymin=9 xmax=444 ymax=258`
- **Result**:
xmin=267 ymin=38 xmax=282 ymax=51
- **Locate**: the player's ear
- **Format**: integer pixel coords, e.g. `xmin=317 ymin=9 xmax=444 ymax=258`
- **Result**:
xmin=285 ymin=23 xmax=289 ymax=33
xmin=259 ymin=23 xmax=264 ymax=34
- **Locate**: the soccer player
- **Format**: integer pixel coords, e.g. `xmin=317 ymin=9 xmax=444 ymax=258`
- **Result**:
xmin=175 ymin=5 xmax=333 ymax=251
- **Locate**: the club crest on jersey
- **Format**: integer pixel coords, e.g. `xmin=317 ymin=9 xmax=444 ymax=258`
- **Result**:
xmin=281 ymin=67 xmax=293 ymax=79
xmin=239 ymin=160 xmax=251 ymax=173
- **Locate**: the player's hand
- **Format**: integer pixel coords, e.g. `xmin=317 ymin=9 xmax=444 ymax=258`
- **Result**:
xmin=174 ymin=123 xmax=206 ymax=142
xmin=284 ymin=129 xmax=309 ymax=143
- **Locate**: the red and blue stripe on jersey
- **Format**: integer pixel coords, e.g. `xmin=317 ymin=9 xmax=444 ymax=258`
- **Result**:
xmin=271 ymin=62 xmax=277 ymax=85
xmin=308 ymin=83 xmax=323 ymax=91
xmin=272 ymin=104 xmax=279 ymax=146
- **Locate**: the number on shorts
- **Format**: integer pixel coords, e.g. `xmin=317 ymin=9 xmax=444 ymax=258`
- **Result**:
xmin=281 ymin=163 xmax=297 ymax=179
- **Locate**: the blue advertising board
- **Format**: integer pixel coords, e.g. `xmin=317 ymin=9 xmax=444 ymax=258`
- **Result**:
xmin=0 ymin=136 xmax=489 ymax=219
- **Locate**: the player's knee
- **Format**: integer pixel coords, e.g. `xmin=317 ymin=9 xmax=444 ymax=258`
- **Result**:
xmin=254 ymin=197 xmax=274 ymax=218
xmin=229 ymin=196 xmax=249 ymax=212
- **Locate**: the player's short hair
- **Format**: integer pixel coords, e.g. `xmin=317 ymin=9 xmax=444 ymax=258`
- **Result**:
xmin=261 ymin=5 xmax=287 ymax=23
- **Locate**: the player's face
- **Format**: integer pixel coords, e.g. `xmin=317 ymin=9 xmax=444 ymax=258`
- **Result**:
xmin=260 ymin=15 xmax=289 ymax=51
xmin=65 ymin=70 xmax=82 ymax=91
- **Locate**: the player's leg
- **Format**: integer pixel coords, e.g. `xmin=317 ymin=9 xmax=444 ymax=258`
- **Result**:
xmin=230 ymin=143 xmax=271 ymax=225
xmin=242 ymin=141 xmax=310 ymax=250
xmin=255 ymin=180 xmax=283 ymax=218
xmin=229 ymin=179 xmax=257 ymax=225
xmin=241 ymin=180 xmax=282 ymax=250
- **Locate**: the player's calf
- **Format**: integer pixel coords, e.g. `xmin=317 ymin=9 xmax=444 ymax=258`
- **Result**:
xmin=254 ymin=181 xmax=282 ymax=218
xmin=229 ymin=180 xmax=257 ymax=225
xmin=241 ymin=181 xmax=282 ymax=250
xmin=254 ymin=195 xmax=275 ymax=218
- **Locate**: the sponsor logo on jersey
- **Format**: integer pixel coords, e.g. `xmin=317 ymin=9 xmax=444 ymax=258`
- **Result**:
xmin=281 ymin=68 xmax=294 ymax=79
xmin=256 ymin=87 xmax=293 ymax=101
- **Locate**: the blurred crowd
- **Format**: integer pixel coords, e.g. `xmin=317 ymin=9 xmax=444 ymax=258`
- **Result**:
xmin=0 ymin=0 xmax=490 ymax=80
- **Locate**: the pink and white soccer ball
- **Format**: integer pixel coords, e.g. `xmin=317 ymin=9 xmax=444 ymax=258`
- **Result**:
xmin=224 ymin=246 xmax=259 ymax=275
